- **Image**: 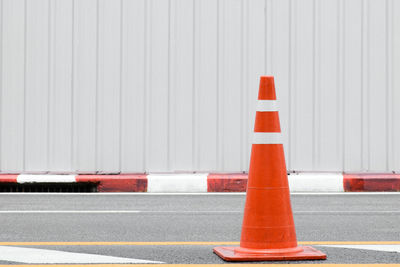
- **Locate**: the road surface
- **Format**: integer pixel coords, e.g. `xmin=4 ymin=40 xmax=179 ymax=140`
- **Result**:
xmin=0 ymin=192 xmax=399 ymax=265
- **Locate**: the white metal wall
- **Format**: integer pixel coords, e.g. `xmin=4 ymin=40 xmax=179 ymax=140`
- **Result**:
xmin=0 ymin=0 xmax=399 ymax=174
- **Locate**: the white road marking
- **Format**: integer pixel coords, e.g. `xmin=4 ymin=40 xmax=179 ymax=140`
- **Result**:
xmin=0 ymin=210 xmax=398 ymax=214
xmin=0 ymin=210 xmax=242 ymax=214
xmin=295 ymin=211 xmax=400 ymax=214
xmin=0 ymin=210 xmax=142 ymax=214
xmin=0 ymin=246 xmax=163 ymax=264
xmin=321 ymin=244 xmax=400 ymax=253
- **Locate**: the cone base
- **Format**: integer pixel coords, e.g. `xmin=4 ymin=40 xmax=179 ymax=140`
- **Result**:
xmin=213 ymin=246 xmax=326 ymax=262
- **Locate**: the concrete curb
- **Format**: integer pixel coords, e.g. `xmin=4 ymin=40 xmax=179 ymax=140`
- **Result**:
xmin=343 ymin=173 xmax=400 ymax=192
xmin=76 ymin=175 xmax=147 ymax=192
xmin=0 ymin=173 xmax=399 ymax=192
xmin=207 ymin=173 xmax=248 ymax=192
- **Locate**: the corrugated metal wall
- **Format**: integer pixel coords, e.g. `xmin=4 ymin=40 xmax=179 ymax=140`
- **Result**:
xmin=0 ymin=0 xmax=399 ymax=174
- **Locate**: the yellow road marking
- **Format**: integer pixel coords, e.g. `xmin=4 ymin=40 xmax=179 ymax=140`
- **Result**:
xmin=301 ymin=241 xmax=400 ymax=245
xmin=0 ymin=265 xmax=399 ymax=267
xmin=0 ymin=241 xmax=399 ymax=246
xmin=0 ymin=242 xmax=239 ymax=246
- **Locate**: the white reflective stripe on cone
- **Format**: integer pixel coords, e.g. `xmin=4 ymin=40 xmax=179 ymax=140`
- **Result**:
xmin=253 ymin=132 xmax=282 ymax=144
xmin=256 ymin=100 xmax=278 ymax=112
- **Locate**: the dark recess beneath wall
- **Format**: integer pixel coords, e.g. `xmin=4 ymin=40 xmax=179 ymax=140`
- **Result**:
xmin=0 ymin=182 xmax=98 ymax=193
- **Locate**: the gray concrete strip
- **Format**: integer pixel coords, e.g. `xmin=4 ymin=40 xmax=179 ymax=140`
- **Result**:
xmin=1 ymin=192 xmax=400 ymax=195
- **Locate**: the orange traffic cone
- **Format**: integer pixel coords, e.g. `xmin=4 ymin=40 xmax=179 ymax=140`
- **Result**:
xmin=213 ymin=76 xmax=327 ymax=261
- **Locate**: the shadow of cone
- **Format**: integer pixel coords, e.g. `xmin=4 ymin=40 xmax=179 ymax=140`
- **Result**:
xmin=213 ymin=76 xmax=327 ymax=261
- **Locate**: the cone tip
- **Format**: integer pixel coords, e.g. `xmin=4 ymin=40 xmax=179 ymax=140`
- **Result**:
xmin=260 ymin=75 xmax=274 ymax=80
xmin=258 ymin=76 xmax=276 ymax=100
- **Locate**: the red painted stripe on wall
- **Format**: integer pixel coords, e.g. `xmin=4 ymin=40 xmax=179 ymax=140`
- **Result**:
xmin=207 ymin=173 xmax=248 ymax=192
xmin=0 ymin=174 xmax=18 ymax=183
xmin=343 ymin=173 xmax=400 ymax=192
xmin=76 ymin=174 xmax=148 ymax=192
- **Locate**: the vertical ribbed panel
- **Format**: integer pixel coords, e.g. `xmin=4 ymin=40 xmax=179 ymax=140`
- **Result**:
xmin=394 ymin=0 xmax=400 ymax=172
xmin=120 ymin=0 xmax=146 ymax=173
xmin=1 ymin=0 xmax=25 ymax=172
xmin=25 ymin=0 xmax=50 ymax=172
xmin=194 ymin=0 xmax=218 ymax=172
xmin=73 ymin=0 xmax=98 ymax=173
xmin=97 ymin=0 xmax=122 ymax=173
xmin=48 ymin=0 xmax=73 ymax=173
xmin=0 ymin=0 xmax=399 ymax=173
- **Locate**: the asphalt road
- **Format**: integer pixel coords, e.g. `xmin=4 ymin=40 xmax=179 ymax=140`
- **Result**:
xmin=0 ymin=193 xmax=399 ymax=265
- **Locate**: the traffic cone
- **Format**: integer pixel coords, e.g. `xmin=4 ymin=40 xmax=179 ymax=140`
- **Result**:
xmin=213 ymin=76 xmax=327 ymax=261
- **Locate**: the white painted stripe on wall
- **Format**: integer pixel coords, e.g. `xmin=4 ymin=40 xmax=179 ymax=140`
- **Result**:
xmin=0 ymin=246 xmax=163 ymax=264
xmin=288 ymin=173 xmax=344 ymax=192
xmin=17 ymin=174 xmax=77 ymax=183
xmin=147 ymin=173 xmax=208 ymax=193
xmin=252 ymin=132 xmax=282 ymax=144
xmin=256 ymin=100 xmax=278 ymax=111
